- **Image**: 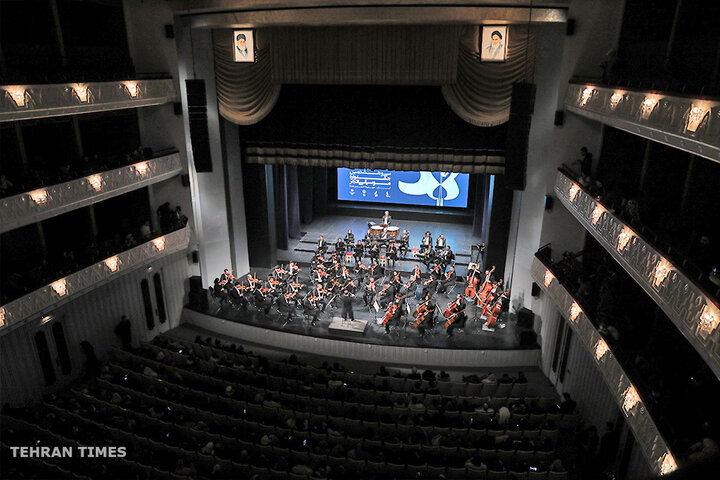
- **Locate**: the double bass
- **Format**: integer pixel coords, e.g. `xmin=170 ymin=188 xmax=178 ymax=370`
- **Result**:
xmin=383 ymin=302 xmax=401 ymax=325
xmin=443 ymin=302 xmax=460 ymax=328
xmin=485 ymin=290 xmax=508 ymax=328
xmin=476 ymin=266 xmax=496 ymax=304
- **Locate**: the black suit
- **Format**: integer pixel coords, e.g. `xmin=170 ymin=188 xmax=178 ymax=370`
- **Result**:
xmin=341 ymin=293 xmax=355 ymax=321
xmin=381 ymin=214 xmax=392 ymax=225
xmin=317 ymin=238 xmax=327 ymax=253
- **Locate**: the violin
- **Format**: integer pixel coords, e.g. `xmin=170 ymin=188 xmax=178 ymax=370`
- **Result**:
xmin=423 ymin=275 xmax=435 ymax=286
xmin=284 ymin=292 xmax=297 ymax=300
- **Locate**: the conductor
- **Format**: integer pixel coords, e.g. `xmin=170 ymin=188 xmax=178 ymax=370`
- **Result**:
xmin=341 ymin=289 xmax=355 ymax=322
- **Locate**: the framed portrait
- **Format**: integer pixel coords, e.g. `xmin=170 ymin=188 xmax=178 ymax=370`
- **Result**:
xmin=479 ymin=25 xmax=508 ymax=62
xmin=233 ymin=29 xmax=255 ymax=63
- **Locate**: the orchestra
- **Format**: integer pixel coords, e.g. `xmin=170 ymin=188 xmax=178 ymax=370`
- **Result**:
xmin=208 ymin=211 xmax=509 ymax=338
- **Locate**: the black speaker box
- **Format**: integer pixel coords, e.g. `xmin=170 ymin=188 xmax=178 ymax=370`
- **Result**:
xmin=189 ymin=275 xmax=204 ymax=293
xmin=566 ymin=18 xmax=576 ymax=36
xmin=165 ymin=25 xmax=175 ymax=39
xmin=191 ymin=250 xmax=199 ymax=264
xmin=518 ymin=329 xmax=538 ymax=346
xmin=189 ymin=291 xmax=209 ymax=310
xmin=504 ymin=113 xmax=531 ymax=191
xmin=517 ymin=307 xmax=534 ymax=328
xmin=544 ymin=195 xmax=554 ymax=210
xmin=510 ymin=82 xmax=536 ymax=115
xmin=181 ymin=174 xmax=190 ymax=187
xmin=185 ymin=79 xmax=212 ymax=173
xmin=173 ymin=102 xmax=183 ymax=115
xmin=531 ymin=282 xmax=541 ymax=297
xmin=554 ymin=110 xmax=564 ymax=125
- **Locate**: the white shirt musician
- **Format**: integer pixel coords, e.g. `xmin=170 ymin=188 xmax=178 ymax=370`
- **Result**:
xmin=436 ymin=234 xmax=446 ymax=250
xmin=420 ymin=231 xmax=433 ymax=252
xmin=381 ymin=211 xmax=392 ymax=226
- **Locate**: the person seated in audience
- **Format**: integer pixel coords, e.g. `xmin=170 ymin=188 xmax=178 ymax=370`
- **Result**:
xmin=516 ymin=371 xmax=528 ymax=383
xmin=174 ymin=459 xmax=197 ymax=477
xmin=498 ymin=373 xmax=513 ymax=384
xmin=408 ymin=396 xmax=426 ymax=414
xmin=688 ymin=436 xmax=720 ymax=464
xmin=497 ymin=405 xmax=511 ymax=425
xmin=550 ymin=456 xmax=566 ymax=472
xmin=481 ymin=373 xmax=497 ymax=384
xmin=560 ymin=392 xmax=577 ymax=413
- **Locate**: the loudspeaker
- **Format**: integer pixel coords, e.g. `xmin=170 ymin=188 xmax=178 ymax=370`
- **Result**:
xmin=518 ymin=307 xmax=534 ymax=328
xmin=173 ymin=102 xmax=183 ymax=115
xmin=189 ymin=290 xmax=209 ymax=311
xmin=504 ymin=113 xmax=531 ymax=191
xmin=554 ymin=110 xmax=564 ymax=125
xmin=164 ymin=24 xmax=175 ymax=39
xmin=189 ymin=275 xmax=204 ymax=293
xmin=185 ymin=79 xmax=213 ymax=173
xmin=191 ymin=250 xmax=199 ymax=264
xmin=510 ymin=82 xmax=536 ymax=115
xmin=181 ymin=174 xmax=190 ymax=187
xmin=518 ymin=329 xmax=538 ymax=346
xmin=544 ymin=195 xmax=554 ymax=210
xmin=531 ymin=282 xmax=541 ymax=297
xmin=566 ymin=18 xmax=576 ymax=36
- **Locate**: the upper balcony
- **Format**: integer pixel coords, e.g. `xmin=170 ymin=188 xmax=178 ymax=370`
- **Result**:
xmin=553 ymin=169 xmax=720 ymax=380
xmin=0 ymin=79 xmax=177 ymax=123
xmin=564 ymin=81 xmax=720 ymax=164
xmin=0 ymin=226 xmax=191 ymax=336
xmin=0 ymin=152 xmax=183 ymax=234
xmin=530 ymin=254 xmax=676 ymax=476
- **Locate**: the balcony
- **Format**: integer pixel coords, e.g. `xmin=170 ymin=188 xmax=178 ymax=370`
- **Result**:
xmin=530 ymin=255 xmax=676 ymax=476
xmin=564 ymin=82 xmax=720 ymax=164
xmin=0 ymin=152 xmax=183 ymax=234
xmin=0 ymin=226 xmax=190 ymax=336
xmin=0 ymin=79 xmax=177 ymax=122
xmin=554 ymin=169 xmax=720 ymax=380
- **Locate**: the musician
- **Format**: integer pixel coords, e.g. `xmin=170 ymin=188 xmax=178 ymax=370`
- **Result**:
xmin=438 ymin=245 xmax=455 ymax=271
xmin=303 ymin=296 xmax=321 ymax=326
xmin=220 ymin=269 xmax=234 ymax=285
xmin=377 ymin=281 xmax=396 ymax=308
xmin=381 ymin=210 xmax=392 ymax=226
xmin=399 ymin=229 xmax=410 ymax=257
xmin=391 ymin=271 xmax=403 ymax=289
xmin=369 ymin=260 xmax=383 ymax=280
xmin=369 ymin=240 xmax=380 ymax=263
xmin=435 ymin=234 xmax=447 ymax=250
xmin=213 ymin=278 xmax=229 ymax=305
xmin=380 ymin=228 xmax=390 ymax=242
xmin=253 ymin=288 xmax=273 ymax=315
xmin=420 ymin=231 xmax=433 ymax=252
xmin=230 ymin=284 xmax=249 ymax=311
xmin=317 ymin=235 xmax=328 ymax=254
xmin=278 ymin=292 xmax=297 ymax=323
xmin=471 ymin=242 xmax=486 ymax=268
xmin=340 ymin=289 xmax=355 ymax=322
xmin=387 ymin=243 xmax=399 ymax=267
xmin=354 ymin=240 xmax=364 ymax=266
xmin=416 ymin=294 xmax=436 ymax=337
xmin=363 ymin=277 xmax=377 ymax=306
xmin=288 ymin=262 xmax=301 ymax=281
xmin=422 ymin=270 xmax=438 ymax=298
xmin=345 ymin=229 xmax=355 ymax=246
xmin=446 ymin=294 xmax=467 ymax=337
xmin=422 ymin=248 xmax=436 ymax=271
xmin=385 ymin=296 xmax=405 ymax=334
xmin=335 ymin=237 xmax=345 ymax=254
xmin=437 ymin=265 xmax=457 ymax=294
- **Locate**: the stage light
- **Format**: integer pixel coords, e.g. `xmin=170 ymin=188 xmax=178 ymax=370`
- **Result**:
xmin=5 ymin=86 xmax=27 ymax=107
xmin=0 ymin=307 xmax=5 ymax=328
xmin=29 ymin=189 xmax=48 ymax=205
xmin=51 ymin=279 xmax=68 ymax=297
xmin=134 ymin=162 xmax=149 ymax=176
xmin=652 ymin=259 xmax=672 ymax=287
xmin=594 ymin=339 xmax=609 ymax=361
xmin=87 ymin=174 xmax=103 ymax=192
xmin=569 ymin=302 xmax=582 ymax=322
xmin=153 ymin=237 xmax=166 ymax=252
xmin=123 ymin=81 xmax=139 ymax=98
xmin=544 ymin=270 xmax=554 ymax=288
xmin=569 ymin=183 xmax=580 ymax=202
xmin=41 ymin=314 xmax=53 ymax=325
xmin=617 ymin=227 xmax=633 ymax=252
xmin=698 ymin=303 xmax=719 ymax=337
xmin=580 ymin=87 xmax=594 ymax=106
xmin=591 ymin=204 xmax=605 ymax=225
xmin=622 ymin=385 xmax=640 ymax=414
xmin=104 ymin=256 xmax=121 ymax=273
xmin=609 ymin=91 xmax=623 ymax=111
xmin=658 ymin=452 xmax=677 ymax=475
xmin=72 ymin=84 xmax=90 ymax=103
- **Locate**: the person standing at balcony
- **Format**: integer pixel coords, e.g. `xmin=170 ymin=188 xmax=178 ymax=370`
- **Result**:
xmin=575 ymin=147 xmax=593 ymax=180
xmin=114 ymin=315 xmax=132 ymax=350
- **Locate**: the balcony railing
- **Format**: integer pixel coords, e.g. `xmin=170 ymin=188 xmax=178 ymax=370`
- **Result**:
xmin=531 ymin=255 xmax=676 ymax=476
xmin=554 ymin=170 xmax=720 ymax=381
xmin=0 ymin=153 xmax=183 ymax=234
xmin=0 ymin=226 xmax=191 ymax=335
xmin=564 ymin=82 xmax=720 ymax=164
xmin=0 ymin=79 xmax=177 ymax=122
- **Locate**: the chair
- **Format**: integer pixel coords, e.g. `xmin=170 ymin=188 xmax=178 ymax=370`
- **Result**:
xmin=528 ymin=414 xmax=546 ymax=427
xmin=451 ymin=382 xmax=467 ymax=396
xmin=495 ymin=383 xmax=513 ymax=397
xmin=269 ymin=468 xmax=288 ymax=480
xmin=347 ymin=457 xmax=367 ymax=473
xmin=547 ymin=472 xmax=568 ymax=480
xmin=497 ymin=448 xmax=515 ymax=464
xmin=480 ymin=383 xmax=498 ymax=397
xmin=437 ymin=381 xmax=454 ymax=396
xmin=289 ymin=472 xmax=308 ymax=480
xmin=465 ymin=383 xmax=483 ymax=397
xmin=478 ymin=447 xmax=497 ymax=459
xmin=388 ymin=462 xmax=406 ymax=475
xmin=426 ymin=465 xmax=447 ymax=477
xmin=367 ymin=460 xmax=386 ymax=475
xmin=528 ymin=470 xmax=549 ymax=479
xmin=559 ymin=413 xmax=580 ymax=430
xmin=447 ymin=467 xmax=468 ymax=478
xmin=510 ymin=383 xmax=528 ymax=397
xmin=460 ymin=446 xmax=477 ymax=457
xmin=510 ymin=470 xmax=528 ymax=479
xmin=466 ymin=465 xmax=488 ymax=479
xmin=516 ymin=449 xmax=535 ymax=463
xmin=433 ymin=426 xmax=450 ymax=436
xmin=487 ymin=470 xmax=508 ymax=480
xmin=523 ymin=429 xmax=541 ymax=442
xmin=540 ymin=429 xmax=558 ymax=444
xmin=439 ymin=445 xmax=458 ymax=457
xmin=538 ymin=397 xmax=556 ymax=411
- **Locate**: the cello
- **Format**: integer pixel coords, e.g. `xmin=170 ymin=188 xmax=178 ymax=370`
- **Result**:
xmin=476 ymin=266 xmax=496 ymax=304
xmin=412 ymin=299 xmax=430 ymax=327
xmin=443 ymin=301 xmax=460 ymax=328
xmin=383 ymin=300 xmax=402 ymax=325
xmin=485 ymin=290 xmax=508 ymax=328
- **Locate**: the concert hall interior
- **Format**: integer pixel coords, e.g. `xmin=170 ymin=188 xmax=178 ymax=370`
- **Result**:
xmin=2 ymin=1 xmax=720 ymax=479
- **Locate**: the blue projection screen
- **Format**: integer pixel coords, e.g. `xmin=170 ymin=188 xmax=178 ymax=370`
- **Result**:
xmin=337 ymin=168 xmax=469 ymax=208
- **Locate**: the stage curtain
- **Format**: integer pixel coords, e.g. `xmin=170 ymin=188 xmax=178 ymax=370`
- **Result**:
xmin=298 ymin=166 xmax=314 ymax=225
xmin=285 ymin=166 xmax=301 ymax=239
xmin=213 ymin=29 xmax=281 ymax=125
xmin=442 ymin=26 xmax=537 ymax=127
xmin=269 ymin=25 xmax=460 ymax=84
xmin=244 ymin=142 xmax=505 ymax=174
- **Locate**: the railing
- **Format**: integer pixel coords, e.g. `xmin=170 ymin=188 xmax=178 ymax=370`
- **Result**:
xmin=554 ymin=170 xmax=720 ymax=381
xmin=0 ymin=152 xmax=182 ymax=234
xmin=564 ymin=81 xmax=720 ymax=164
xmin=530 ymin=255 xmax=676 ymax=476
xmin=0 ymin=78 xmax=177 ymax=122
xmin=0 ymin=226 xmax=191 ymax=335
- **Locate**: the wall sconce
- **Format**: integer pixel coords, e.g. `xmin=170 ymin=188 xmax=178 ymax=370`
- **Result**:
xmin=622 ymin=385 xmax=640 ymax=414
xmin=87 ymin=174 xmax=103 ymax=192
xmin=134 ymin=162 xmax=149 ymax=176
xmin=580 ymin=87 xmax=594 ymax=106
xmin=104 ymin=256 xmax=121 ymax=273
xmin=686 ymin=105 xmax=709 ymax=133
xmin=123 ymin=81 xmax=139 ymax=98
xmin=153 ymin=237 xmax=166 ymax=252
xmin=594 ymin=339 xmax=609 ymax=361
xmin=0 ymin=307 xmax=5 ymax=328
xmin=658 ymin=452 xmax=677 ymax=475
xmin=544 ymin=270 xmax=554 ymax=288
xmin=40 ymin=314 xmax=53 ymax=325
xmin=609 ymin=92 xmax=623 ymax=111
xmin=51 ymin=279 xmax=68 ymax=297
xmin=640 ymin=95 xmax=659 ymax=120
xmin=617 ymin=227 xmax=634 ymax=252
xmin=591 ymin=204 xmax=605 ymax=225
xmin=569 ymin=302 xmax=582 ymax=323
xmin=698 ymin=303 xmax=719 ymax=337
xmin=5 ymin=86 xmax=27 ymax=107
xmin=569 ymin=183 xmax=580 ymax=202
xmin=29 ymin=189 xmax=48 ymax=205
xmin=652 ymin=259 xmax=672 ymax=287
xmin=72 ymin=84 xmax=90 ymax=103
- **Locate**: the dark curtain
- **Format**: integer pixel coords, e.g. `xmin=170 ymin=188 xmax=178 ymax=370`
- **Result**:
xmin=286 ymin=166 xmax=301 ymax=238
xmin=298 ymin=166 xmax=314 ymax=225
xmin=273 ymin=165 xmax=288 ymax=251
